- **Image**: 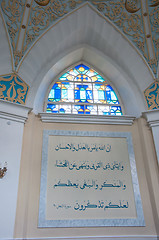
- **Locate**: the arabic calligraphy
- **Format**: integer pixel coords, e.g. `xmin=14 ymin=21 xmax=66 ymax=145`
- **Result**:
xmin=53 ymin=179 xmax=126 ymax=190
xmin=55 ymin=160 xmax=124 ymax=171
xmin=55 ymin=143 xmax=111 ymax=152
xmin=53 ymin=200 xmax=129 ymax=211
xmin=44 ymin=134 xmax=138 ymax=223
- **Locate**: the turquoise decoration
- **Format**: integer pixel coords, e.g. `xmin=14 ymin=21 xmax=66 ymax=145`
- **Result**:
xmin=47 ymin=64 xmax=122 ymax=115
xmin=0 ymin=74 xmax=29 ymax=104
xmin=1 ymin=0 xmax=158 ymax=76
xmin=148 ymin=1 xmax=159 ymax=75
xmin=144 ymin=81 xmax=159 ymax=110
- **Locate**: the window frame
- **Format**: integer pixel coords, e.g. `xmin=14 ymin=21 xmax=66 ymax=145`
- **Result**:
xmin=44 ymin=62 xmax=125 ymax=116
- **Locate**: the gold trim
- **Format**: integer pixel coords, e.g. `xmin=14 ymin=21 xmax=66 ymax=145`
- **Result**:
xmin=0 ymin=72 xmax=30 ymax=105
xmin=15 ymin=1 xmax=27 ymax=52
xmin=146 ymin=0 xmax=156 ymax=59
xmin=141 ymin=0 xmax=150 ymax=59
xmin=21 ymin=0 xmax=34 ymax=57
xmin=143 ymin=79 xmax=159 ymax=109
xmin=34 ymin=0 xmax=50 ymax=6
xmin=149 ymin=0 xmax=159 ymax=7
xmin=16 ymin=2 xmax=155 ymax=79
xmin=125 ymin=0 xmax=140 ymax=13
xmin=0 ymin=8 xmax=14 ymax=71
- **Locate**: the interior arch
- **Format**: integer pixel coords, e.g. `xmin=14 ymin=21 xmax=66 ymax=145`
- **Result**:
xmin=17 ymin=4 xmax=153 ymax=116
xmin=30 ymin=45 xmax=146 ymax=117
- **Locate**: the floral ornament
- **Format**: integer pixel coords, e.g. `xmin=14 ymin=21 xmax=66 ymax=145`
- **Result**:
xmin=0 ymin=73 xmax=29 ymax=104
xmin=144 ymin=81 xmax=159 ymax=109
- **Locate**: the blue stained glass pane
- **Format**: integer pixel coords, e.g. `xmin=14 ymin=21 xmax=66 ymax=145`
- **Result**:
xmin=98 ymin=87 xmax=105 ymax=102
xmin=103 ymin=112 xmax=110 ymax=115
xmin=62 ymin=88 xmax=67 ymax=99
xmin=54 ymin=87 xmax=61 ymax=101
xmin=73 ymin=105 xmax=84 ymax=114
xmin=86 ymin=89 xmax=93 ymax=100
xmin=82 ymin=75 xmax=89 ymax=81
xmin=48 ymin=89 xmax=54 ymax=99
xmin=59 ymin=108 xmax=65 ymax=113
xmin=59 ymin=105 xmax=72 ymax=113
xmin=76 ymin=75 xmax=82 ymax=81
xmin=94 ymin=84 xmax=100 ymax=90
xmin=68 ymin=69 xmax=79 ymax=76
xmin=95 ymin=75 xmax=105 ymax=82
xmin=87 ymin=69 xmax=98 ymax=77
xmin=87 ymin=105 xmax=97 ymax=115
xmin=75 ymin=85 xmax=80 ymax=102
xmin=46 ymin=106 xmax=52 ymax=113
xmin=47 ymin=104 xmax=58 ymax=113
xmin=106 ymin=85 xmax=119 ymax=104
xmin=47 ymin=64 xmax=122 ymax=116
xmin=74 ymin=105 xmax=80 ymax=110
xmin=78 ymin=106 xmax=84 ymax=114
xmin=80 ymin=87 xmax=86 ymax=102
xmin=106 ymin=86 xmax=111 ymax=102
xmin=61 ymin=82 xmax=69 ymax=88
xmin=85 ymin=107 xmax=90 ymax=114
xmin=59 ymin=73 xmax=69 ymax=80
xmin=75 ymin=64 xmax=89 ymax=74
xmin=111 ymin=106 xmax=122 ymax=115
xmin=59 ymin=77 xmax=67 ymax=81
xmin=52 ymin=83 xmax=58 ymax=89
xmin=99 ymin=90 xmax=104 ymax=100
xmin=111 ymin=91 xmax=118 ymax=101
xmin=98 ymin=106 xmax=110 ymax=115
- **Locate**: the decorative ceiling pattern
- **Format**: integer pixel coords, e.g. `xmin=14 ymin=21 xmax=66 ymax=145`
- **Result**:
xmin=144 ymin=81 xmax=159 ymax=109
xmin=1 ymin=0 xmax=26 ymax=67
xmin=0 ymin=0 xmax=159 ymax=77
xmin=0 ymin=73 xmax=29 ymax=104
xmin=149 ymin=3 xmax=159 ymax=74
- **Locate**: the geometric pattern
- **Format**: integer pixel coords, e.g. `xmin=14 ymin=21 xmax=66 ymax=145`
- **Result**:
xmin=47 ymin=63 xmax=122 ymax=115
xmin=1 ymin=0 xmax=159 ymax=77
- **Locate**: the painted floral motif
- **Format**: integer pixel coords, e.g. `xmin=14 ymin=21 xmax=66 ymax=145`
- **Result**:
xmin=149 ymin=0 xmax=159 ymax=75
xmin=144 ymin=81 xmax=159 ymax=109
xmin=0 ymin=0 xmax=159 ymax=78
xmin=0 ymin=73 xmax=29 ymax=104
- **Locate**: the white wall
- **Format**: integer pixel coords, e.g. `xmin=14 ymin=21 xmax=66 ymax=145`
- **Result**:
xmin=0 ymin=100 xmax=30 ymax=239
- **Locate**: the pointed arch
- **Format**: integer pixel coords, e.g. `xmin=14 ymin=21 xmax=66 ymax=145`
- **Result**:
xmin=20 ymin=4 xmax=154 ymax=116
xmin=45 ymin=63 xmax=123 ymax=116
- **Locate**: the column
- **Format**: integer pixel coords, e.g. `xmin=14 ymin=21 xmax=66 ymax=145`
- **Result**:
xmin=143 ymin=109 xmax=159 ymax=165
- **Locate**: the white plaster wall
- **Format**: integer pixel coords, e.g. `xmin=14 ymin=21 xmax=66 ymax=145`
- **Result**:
xmin=0 ymin=117 xmax=24 ymax=239
xmin=152 ymin=126 xmax=159 ymax=164
xmin=0 ymin=101 xmax=30 ymax=239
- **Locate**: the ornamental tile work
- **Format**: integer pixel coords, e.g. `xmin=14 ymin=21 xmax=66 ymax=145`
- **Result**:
xmin=1 ymin=0 xmax=26 ymax=67
xmin=0 ymin=0 xmax=159 ymax=77
xmin=148 ymin=1 xmax=159 ymax=75
xmin=144 ymin=81 xmax=159 ymax=110
xmin=0 ymin=73 xmax=29 ymax=104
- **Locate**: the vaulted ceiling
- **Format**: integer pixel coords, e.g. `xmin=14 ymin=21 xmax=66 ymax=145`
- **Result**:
xmin=1 ymin=0 xmax=158 ymax=75
xmin=0 ymin=0 xmax=159 ymax=114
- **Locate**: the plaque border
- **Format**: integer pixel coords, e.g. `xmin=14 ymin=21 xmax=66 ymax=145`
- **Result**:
xmin=38 ymin=130 xmax=145 ymax=227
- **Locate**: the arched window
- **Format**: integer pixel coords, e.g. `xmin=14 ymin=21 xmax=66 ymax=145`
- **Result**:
xmin=46 ymin=64 xmax=123 ymax=115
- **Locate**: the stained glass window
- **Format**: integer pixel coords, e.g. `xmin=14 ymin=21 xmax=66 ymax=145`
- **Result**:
xmin=46 ymin=64 xmax=123 ymax=115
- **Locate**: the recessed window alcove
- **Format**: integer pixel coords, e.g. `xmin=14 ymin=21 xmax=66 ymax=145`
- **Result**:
xmin=45 ymin=63 xmax=123 ymax=116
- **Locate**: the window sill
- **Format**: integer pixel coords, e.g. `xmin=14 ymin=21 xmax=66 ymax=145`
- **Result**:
xmin=39 ymin=113 xmax=135 ymax=125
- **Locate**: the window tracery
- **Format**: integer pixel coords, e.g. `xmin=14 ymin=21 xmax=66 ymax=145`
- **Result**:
xmin=46 ymin=64 xmax=122 ymax=115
